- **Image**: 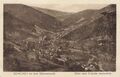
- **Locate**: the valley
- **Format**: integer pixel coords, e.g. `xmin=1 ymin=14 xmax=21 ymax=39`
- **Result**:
xmin=4 ymin=4 xmax=116 ymax=71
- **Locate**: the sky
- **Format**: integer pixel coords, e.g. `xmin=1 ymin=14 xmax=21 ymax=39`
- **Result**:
xmin=28 ymin=4 xmax=108 ymax=13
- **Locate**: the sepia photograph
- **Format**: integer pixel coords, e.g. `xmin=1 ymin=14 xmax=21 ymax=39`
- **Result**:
xmin=3 ymin=4 xmax=116 ymax=72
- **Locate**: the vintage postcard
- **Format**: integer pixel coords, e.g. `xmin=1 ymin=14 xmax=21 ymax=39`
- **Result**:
xmin=0 ymin=0 xmax=120 ymax=77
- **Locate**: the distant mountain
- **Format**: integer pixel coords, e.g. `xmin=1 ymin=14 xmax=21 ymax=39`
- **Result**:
xmin=33 ymin=7 xmax=72 ymax=21
xmin=62 ymin=4 xmax=116 ymax=41
xmin=4 ymin=4 xmax=63 ymax=32
xmin=62 ymin=9 xmax=97 ymax=26
xmin=63 ymin=4 xmax=116 ymax=27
